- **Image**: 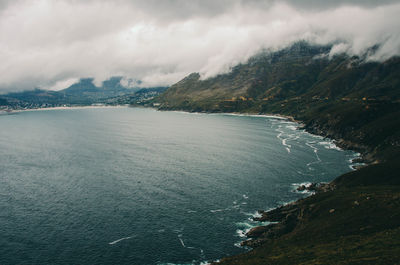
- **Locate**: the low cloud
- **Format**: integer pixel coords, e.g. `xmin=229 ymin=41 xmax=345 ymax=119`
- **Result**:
xmin=46 ymin=78 xmax=80 ymax=91
xmin=0 ymin=0 xmax=399 ymax=92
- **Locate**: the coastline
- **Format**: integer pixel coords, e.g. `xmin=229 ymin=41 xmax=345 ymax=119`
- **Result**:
xmin=167 ymin=109 xmax=365 ymax=167
xmin=154 ymin=107 xmax=372 ymax=264
xmin=166 ymin=109 xmax=296 ymax=122
xmin=185 ymin=108 xmax=399 ymax=264
xmin=215 ymin=159 xmax=400 ymax=264
xmin=158 ymin=108 xmax=368 ymax=164
xmin=3 ymin=105 xmax=387 ymax=263
xmin=0 ymin=104 xmax=129 ymax=115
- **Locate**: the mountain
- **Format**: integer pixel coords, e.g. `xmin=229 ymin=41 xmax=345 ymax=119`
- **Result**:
xmin=157 ymin=42 xmax=400 ymax=162
xmin=61 ymin=77 xmax=134 ymax=103
xmin=0 ymin=97 xmax=8 ymax=106
xmin=2 ymin=88 xmax=67 ymax=107
xmin=0 ymin=77 xmax=165 ymax=108
xmin=101 ymin=86 xmax=168 ymax=105
xmin=156 ymin=43 xmax=400 ymax=264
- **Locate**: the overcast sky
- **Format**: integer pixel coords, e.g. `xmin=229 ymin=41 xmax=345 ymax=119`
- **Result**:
xmin=0 ymin=0 xmax=399 ymax=92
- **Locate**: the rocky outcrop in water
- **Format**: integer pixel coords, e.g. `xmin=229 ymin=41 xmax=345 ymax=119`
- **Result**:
xmin=296 ymin=182 xmax=334 ymax=193
xmin=242 ymin=201 xmax=303 ymax=248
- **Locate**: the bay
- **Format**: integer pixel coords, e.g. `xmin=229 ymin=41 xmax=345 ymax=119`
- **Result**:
xmin=0 ymin=107 xmax=358 ymax=265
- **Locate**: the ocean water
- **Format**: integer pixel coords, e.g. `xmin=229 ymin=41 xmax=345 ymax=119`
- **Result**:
xmin=0 ymin=107 xmax=358 ymax=265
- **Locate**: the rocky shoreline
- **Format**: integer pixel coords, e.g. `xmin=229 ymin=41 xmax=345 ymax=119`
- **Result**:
xmin=159 ymin=107 xmax=374 ymax=165
xmin=302 ymin=121 xmax=375 ymax=165
xmin=156 ymin=108 xmax=379 ymax=263
xmin=241 ymin=182 xmax=335 ymax=248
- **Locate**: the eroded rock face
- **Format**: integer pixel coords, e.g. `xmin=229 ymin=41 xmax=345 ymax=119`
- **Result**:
xmin=246 ymin=225 xmax=273 ymax=238
xmin=254 ymin=202 xmax=300 ymax=222
xmin=243 ymin=203 xmax=303 ymax=247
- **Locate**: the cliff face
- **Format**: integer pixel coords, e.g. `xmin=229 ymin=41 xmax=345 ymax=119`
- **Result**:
xmin=157 ymin=43 xmax=400 ymax=161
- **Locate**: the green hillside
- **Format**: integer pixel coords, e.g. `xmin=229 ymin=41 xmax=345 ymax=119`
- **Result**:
xmin=156 ymin=43 xmax=400 ymax=264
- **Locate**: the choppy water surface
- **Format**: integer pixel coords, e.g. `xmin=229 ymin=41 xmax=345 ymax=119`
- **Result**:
xmin=0 ymin=107 xmax=358 ymax=265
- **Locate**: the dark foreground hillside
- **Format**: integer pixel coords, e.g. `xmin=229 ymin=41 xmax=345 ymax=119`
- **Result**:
xmin=156 ymin=43 xmax=400 ymax=264
xmin=215 ymin=160 xmax=400 ymax=265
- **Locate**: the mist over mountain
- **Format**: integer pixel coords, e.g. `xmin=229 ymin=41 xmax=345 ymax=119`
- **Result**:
xmin=157 ymin=42 xmax=400 ymax=161
xmin=0 ymin=0 xmax=399 ymax=92
xmin=0 ymin=76 xmax=166 ymax=107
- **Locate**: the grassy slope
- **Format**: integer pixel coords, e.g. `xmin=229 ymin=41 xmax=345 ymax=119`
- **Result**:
xmin=156 ymin=43 xmax=400 ymax=264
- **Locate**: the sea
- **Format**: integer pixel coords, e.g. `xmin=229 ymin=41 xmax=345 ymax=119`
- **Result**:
xmin=0 ymin=107 xmax=359 ymax=265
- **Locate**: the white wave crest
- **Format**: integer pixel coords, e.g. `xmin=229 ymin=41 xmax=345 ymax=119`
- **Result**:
xmin=210 ymin=209 xmax=224 ymax=213
xmin=108 ymin=236 xmax=133 ymax=245
xmin=318 ymin=141 xmax=342 ymax=151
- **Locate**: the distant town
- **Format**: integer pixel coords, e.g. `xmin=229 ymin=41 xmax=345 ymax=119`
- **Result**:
xmin=0 ymin=78 xmax=167 ymax=112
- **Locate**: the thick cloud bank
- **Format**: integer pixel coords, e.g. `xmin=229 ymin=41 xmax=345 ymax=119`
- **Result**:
xmin=0 ymin=0 xmax=399 ymax=92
